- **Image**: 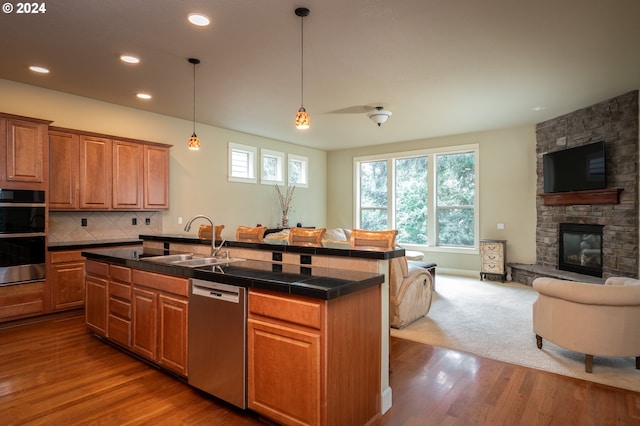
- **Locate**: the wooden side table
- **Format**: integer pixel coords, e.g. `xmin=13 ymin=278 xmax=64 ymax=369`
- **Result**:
xmin=480 ymin=239 xmax=507 ymax=282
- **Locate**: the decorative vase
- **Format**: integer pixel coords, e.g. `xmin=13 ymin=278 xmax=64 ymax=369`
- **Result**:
xmin=282 ymin=214 xmax=289 ymax=228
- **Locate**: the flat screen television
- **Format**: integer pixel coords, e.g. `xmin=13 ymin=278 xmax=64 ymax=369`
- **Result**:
xmin=543 ymin=141 xmax=606 ymax=193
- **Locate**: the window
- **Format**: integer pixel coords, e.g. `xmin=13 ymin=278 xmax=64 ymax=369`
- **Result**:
xmin=288 ymin=154 xmax=308 ymax=188
xmin=261 ymin=149 xmax=284 ymax=184
xmin=228 ymin=142 xmax=257 ymax=183
xmin=355 ymin=144 xmax=478 ymax=250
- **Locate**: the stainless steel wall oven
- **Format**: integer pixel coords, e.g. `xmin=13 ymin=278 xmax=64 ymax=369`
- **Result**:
xmin=0 ymin=189 xmax=46 ymax=286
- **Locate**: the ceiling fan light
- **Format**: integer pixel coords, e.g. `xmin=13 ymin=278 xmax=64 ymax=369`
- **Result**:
xmin=367 ymin=107 xmax=392 ymax=127
xmin=295 ymin=107 xmax=310 ymax=129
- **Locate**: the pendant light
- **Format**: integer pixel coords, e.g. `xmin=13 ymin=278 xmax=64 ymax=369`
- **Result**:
xmin=294 ymin=7 xmax=310 ymax=129
xmin=188 ymin=57 xmax=201 ymax=150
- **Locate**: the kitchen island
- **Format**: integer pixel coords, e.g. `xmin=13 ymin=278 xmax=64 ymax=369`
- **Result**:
xmin=83 ymin=238 xmax=394 ymax=426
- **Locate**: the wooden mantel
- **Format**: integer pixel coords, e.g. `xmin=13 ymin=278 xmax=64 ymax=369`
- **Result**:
xmin=539 ymin=188 xmax=623 ymax=206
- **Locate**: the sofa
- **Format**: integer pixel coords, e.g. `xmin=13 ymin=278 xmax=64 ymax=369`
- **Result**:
xmin=532 ymin=276 xmax=640 ymax=372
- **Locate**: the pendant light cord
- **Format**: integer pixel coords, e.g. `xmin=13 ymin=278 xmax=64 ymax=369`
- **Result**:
xmin=192 ymin=61 xmax=196 ymax=134
xmin=300 ymin=13 xmax=304 ymax=107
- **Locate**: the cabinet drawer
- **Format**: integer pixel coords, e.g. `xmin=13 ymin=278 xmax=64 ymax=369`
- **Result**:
xmin=110 ymin=264 xmax=132 ymax=283
xmin=482 ymin=262 xmax=505 ymax=274
xmin=85 ymin=260 xmax=109 ymax=277
xmin=109 ymin=297 xmax=131 ymax=319
xmin=108 ymin=314 xmax=131 ymax=347
xmin=482 ymin=252 xmax=502 ymax=262
xmin=481 ymin=244 xmax=503 ymax=255
xmin=50 ymin=250 xmax=84 ymax=263
xmin=109 ymin=281 xmax=131 ymax=301
xmin=132 ymin=270 xmax=188 ymax=297
xmin=249 ymin=290 xmax=323 ymax=330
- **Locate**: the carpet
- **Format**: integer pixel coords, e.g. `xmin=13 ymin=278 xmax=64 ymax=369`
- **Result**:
xmin=390 ymin=274 xmax=640 ymax=393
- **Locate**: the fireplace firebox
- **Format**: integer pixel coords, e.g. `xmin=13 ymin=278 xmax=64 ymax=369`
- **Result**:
xmin=558 ymin=223 xmax=604 ymax=277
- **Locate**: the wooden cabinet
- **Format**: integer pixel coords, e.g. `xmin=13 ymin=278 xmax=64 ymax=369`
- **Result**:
xmin=0 ymin=282 xmax=47 ymax=322
xmin=49 ymin=250 xmax=86 ymax=311
xmin=0 ymin=113 xmax=51 ymax=190
xmin=49 ymin=126 xmax=171 ymax=211
xmin=132 ymin=286 xmax=157 ymax=359
xmin=84 ymin=263 xmax=188 ymax=376
xmin=248 ymin=286 xmax=381 ymax=426
xmin=157 ymin=294 xmax=188 ymax=374
xmin=113 ymin=140 xmax=143 ymax=209
xmin=85 ymin=260 xmax=109 ymax=336
xmin=131 ymin=269 xmax=188 ymax=376
xmin=79 ymin=134 xmax=112 ymax=209
xmin=108 ymin=264 xmax=133 ymax=348
xmin=480 ymin=239 xmax=507 ymax=282
xmin=143 ymin=144 xmax=170 ymax=209
xmin=49 ymin=130 xmax=79 ymax=209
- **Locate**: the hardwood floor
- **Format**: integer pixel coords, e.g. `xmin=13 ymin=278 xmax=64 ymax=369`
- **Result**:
xmin=1 ymin=311 xmax=639 ymax=425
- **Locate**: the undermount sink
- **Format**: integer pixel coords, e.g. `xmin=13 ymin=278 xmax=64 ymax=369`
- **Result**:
xmin=144 ymin=253 xmax=245 ymax=268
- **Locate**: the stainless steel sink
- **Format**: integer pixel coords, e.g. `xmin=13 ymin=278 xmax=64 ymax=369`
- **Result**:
xmin=174 ymin=257 xmax=245 ymax=268
xmin=146 ymin=253 xmax=200 ymax=263
xmin=143 ymin=253 xmax=245 ymax=268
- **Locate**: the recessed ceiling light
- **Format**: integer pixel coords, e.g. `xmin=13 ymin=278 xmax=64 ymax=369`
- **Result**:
xmin=120 ymin=55 xmax=140 ymax=64
xmin=136 ymin=93 xmax=152 ymax=100
xmin=29 ymin=65 xmax=49 ymax=74
xmin=188 ymin=13 xmax=210 ymax=27
xmin=532 ymin=106 xmax=546 ymax=112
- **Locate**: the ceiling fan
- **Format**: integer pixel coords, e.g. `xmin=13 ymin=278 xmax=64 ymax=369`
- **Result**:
xmin=327 ymin=104 xmax=393 ymax=126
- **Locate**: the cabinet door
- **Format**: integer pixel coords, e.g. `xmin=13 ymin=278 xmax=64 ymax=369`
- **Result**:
xmin=85 ymin=275 xmax=108 ymax=336
xmin=158 ymin=294 xmax=188 ymax=376
xmin=248 ymin=319 xmax=321 ymax=426
xmin=2 ymin=118 xmax=47 ymax=188
xmin=51 ymin=260 xmax=85 ymax=311
xmin=49 ymin=131 xmax=79 ymax=209
xmin=79 ymin=135 xmax=111 ymax=209
xmin=113 ymin=140 xmax=143 ymax=209
xmin=132 ymin=287 xmax=157 ymax=361
xmin=143 ymin=145 xmax=170 ymax=210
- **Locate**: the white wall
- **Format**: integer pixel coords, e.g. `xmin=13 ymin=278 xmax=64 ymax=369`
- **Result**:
xmin=326 ymin=126 xmax=538 ymax=273
xmin=0 ymin=79 xmax=327 ymax=237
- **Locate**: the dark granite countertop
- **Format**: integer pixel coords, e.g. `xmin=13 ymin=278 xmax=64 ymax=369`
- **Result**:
xmin=141 ymin=233 xmax=405 ymax=260
xmin=48 ymin=239 xmax=143 ymax=251
xmin=82 ymin=247 xmax=384 ymax=300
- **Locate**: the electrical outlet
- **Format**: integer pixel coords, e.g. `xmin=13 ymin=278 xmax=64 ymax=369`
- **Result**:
xmin=178 ymin=217 xmax=183 ymax=225
xmin=81 ymin=218 xmax=87 ymax=227
xmin=145 ymin=218 xmax=151 ymax=225
xmin=132 ymin=218 xmax=137 ymax=226
xmin=497 ymin=223 xmax=505 ymax=230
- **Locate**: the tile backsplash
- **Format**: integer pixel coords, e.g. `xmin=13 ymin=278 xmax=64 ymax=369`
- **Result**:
xmin=49 ymin=211 xmax=162 ymax=242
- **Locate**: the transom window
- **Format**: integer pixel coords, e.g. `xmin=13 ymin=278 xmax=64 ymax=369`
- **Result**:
xmin=355 ymin=144 xmax=478 ymax=250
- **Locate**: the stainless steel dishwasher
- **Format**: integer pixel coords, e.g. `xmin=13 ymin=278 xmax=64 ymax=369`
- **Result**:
xmin=188 ymin=279 xmax=247 ymax=409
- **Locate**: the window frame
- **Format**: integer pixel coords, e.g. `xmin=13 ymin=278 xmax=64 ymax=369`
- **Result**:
xmin=288 ymin=154 xmax=309 ymax=188
xmin=354 ymin=144 xmax=480 ymax=253
xmin=228 ymin=142 xmax=257 ymax=183
xmin=260 ymin=149 xmax=285 ymax=185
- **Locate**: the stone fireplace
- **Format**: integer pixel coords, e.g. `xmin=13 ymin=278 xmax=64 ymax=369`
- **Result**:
xmin=511 ymin=90 xmax=639 ymax=285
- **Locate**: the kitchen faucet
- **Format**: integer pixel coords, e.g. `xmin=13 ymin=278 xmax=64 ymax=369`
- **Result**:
xmin=183 ymin=214 xmax=225 ymax=257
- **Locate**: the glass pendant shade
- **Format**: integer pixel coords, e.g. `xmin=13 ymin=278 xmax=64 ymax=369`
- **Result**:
xmin=188 ymin=133 xmax=200 ymax=150
xmin=295 ymin=107 xmax=310 ymax=129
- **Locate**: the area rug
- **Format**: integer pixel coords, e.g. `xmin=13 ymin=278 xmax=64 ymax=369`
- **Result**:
xmin=390 ymin=274 xmax=640 ymax=393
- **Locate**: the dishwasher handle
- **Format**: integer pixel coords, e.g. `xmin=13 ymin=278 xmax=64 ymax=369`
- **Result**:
xmin=191 ymin=280 xmax=241 ymax=303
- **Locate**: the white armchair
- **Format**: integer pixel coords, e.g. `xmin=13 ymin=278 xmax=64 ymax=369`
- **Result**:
xmin=532 ymin=276 xmax=640 ymax=372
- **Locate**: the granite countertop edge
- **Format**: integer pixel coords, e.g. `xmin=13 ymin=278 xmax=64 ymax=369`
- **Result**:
xmin=82 ymin=247 xmax=385 ymax=301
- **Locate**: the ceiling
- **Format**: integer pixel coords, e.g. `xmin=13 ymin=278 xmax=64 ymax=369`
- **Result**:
xmin=1 ymin=0 xmax=639 ymax=151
